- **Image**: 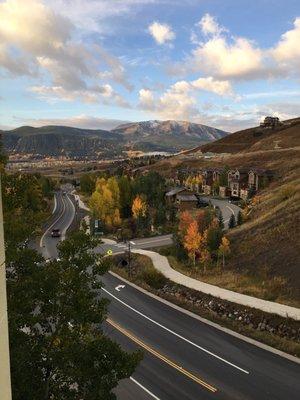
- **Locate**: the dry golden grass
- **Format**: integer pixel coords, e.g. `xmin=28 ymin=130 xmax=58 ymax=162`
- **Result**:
xmin=166 ymin=255 xmax=300 ymax=307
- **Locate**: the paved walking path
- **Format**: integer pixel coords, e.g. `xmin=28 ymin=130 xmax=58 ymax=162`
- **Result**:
xmin=132 ymin=248 xmax=300 ymax=321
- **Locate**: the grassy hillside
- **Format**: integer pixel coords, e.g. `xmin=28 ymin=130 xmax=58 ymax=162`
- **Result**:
xmin=227 ymin=169 xmax=300 ymax=305
xmin=147 ymin=118 xmax=300 ymax=304
xmin=196 ymin=117 xmax=300 ymax=154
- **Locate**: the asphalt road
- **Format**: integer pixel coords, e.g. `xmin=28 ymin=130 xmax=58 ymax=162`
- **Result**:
xmin=41 ymin=192 xmax=300 ymax=400
xmin=40 ymin=190 xmax=75 ymax=259
xmin=200 ymin=196 xmax=241 ymax=229
xmin=102 ymin=273 xmax=300 ymax=400
xmin=96 ymin=234 xmax=173 ymax=256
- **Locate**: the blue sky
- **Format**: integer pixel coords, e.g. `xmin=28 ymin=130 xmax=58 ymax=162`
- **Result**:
xmin=0 ymin=0 xmax=299 ymax=131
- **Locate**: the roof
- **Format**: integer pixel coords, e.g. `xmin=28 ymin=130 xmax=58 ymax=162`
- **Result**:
xmin=248 ymin=168 xmax=274 ymax=176
xmin=166 ymin=187 xmax=186 ymax=196
xmin=176 ymin=194 xmax=198 ymax=202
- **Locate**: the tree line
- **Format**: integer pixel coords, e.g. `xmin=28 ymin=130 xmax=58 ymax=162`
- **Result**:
xmin=88 ymin=172 xmax=173 ymax=238
xmin=0 ymin=155 xmax=140 ymax=399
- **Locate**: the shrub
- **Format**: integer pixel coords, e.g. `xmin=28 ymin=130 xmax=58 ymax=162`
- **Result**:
xmin=140 ymin=267 xmax=167 ymax=289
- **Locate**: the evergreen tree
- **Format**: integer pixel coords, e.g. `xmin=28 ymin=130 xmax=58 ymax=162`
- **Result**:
xmin=206 ymin=225 xmax=223 ymax=253
xmin=237 ymin=210 xmax=243 ymax=225
xmin=7 ymin=232 xmax=141 ymax=400
xmin=118 ymin=175 xmax=133 ymax=218
xmin=228 ymin=214 xmax=236 ymax=229
xmin=218 ymin=213 xmax=224 ymax=229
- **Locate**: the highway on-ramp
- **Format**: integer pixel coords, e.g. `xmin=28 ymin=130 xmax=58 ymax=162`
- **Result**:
xmin=41 ymin=192 xmax=300 ymax=400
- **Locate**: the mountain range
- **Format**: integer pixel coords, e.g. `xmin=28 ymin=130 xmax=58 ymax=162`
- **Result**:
xmin=1 ymin=120 xmax=228 ymax=159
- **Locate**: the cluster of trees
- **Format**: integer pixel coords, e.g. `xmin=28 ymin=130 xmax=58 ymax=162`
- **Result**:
xmin=2 ymin=173 xmax=55 ymax=254
xmin=90 ymin=177 xmax=122 ymax=228
xmin=89 ymin=172 xmax=170 ymax=236
xmin=0 ymin=166 xmax=140 ymax=398
xmin=176 ymin=208 xmax=230 ymax=270
xmin=6 ymin=231 xmax=140 ymax=400
xmin=228 ymin=210 xmax=243 ymax=229
xmin=183 ymin=174 xmax=203 ymax=191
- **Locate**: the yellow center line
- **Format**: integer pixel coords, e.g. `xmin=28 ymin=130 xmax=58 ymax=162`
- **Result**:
xmin=107 ymin=318 xmax=217 ymax=393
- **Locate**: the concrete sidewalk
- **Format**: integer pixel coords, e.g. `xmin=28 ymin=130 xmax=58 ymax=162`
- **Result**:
xmin=132 ymin=248 xmax=300 ymax=321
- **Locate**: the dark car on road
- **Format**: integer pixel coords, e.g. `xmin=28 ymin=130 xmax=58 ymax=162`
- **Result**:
xmin=51 ymin=228 xmax=61 ymax=238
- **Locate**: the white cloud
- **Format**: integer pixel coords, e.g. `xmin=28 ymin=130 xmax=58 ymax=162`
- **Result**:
xmin=0 ymin=0 xmax=132 ymax=107
xmin=138 ymin=85 xmax=197 ymax=119
xmin=185 ymin=14 xmax=300 ymax=81
xmin=138 ymin=76 xmax=234 ymax=120
xmin=148 ymin=21 xmax=175 ymax=45
xmin=138 ymin=88 xmax=156 ymax=110
xmin=272 ymin=17 xmax=300 ymax=73
xmin=47 ymin=0 xmax=180 ymax=33
xmin=30 ymin=84 xmax=130 ymax=107
xmin=191 ymin=77 xmax=233 ymax=96
xmin=198 ymin=13 xmax=225 ymax=36
xmin=192 ymin=36 xmax=264 ymax=80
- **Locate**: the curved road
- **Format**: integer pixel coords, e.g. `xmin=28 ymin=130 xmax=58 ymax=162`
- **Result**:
xmin=200 ymin=196 xmax=242 ymax=228
xmin=40 ymin=190 xmax=75 ymax=259
xmin=41 ymin=193 xmax=300 ymax=400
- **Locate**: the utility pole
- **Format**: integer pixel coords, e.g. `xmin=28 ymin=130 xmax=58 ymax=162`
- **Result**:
xmin=0 ymin=174 xmax=12 ymax=400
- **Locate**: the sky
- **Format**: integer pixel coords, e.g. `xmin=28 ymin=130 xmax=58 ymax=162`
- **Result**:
xmin=0 ymin=0 xmax=299 ymax=132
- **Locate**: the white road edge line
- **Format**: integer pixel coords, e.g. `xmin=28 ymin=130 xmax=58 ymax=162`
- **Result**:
xmin=130 ymin=377 xmax=161 ymax=400
xmin=39 ymin=193 xmax=66 ymax=248
xmin=226 ymin=205 xmax=235 ymax=215
xmin=61 ymin=194 xmax=76 ymax=241
xmin=52 ymin=194 xmax=57 ymax=215
xmin=102 ymin=287 xmax=249 ymax=374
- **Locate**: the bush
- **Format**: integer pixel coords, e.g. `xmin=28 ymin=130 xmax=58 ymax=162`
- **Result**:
xmin=140 ymin=267 xmax=167 ymax=289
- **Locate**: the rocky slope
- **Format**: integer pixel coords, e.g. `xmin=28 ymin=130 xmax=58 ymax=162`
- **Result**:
xmin=112 ymin=120 xmax=227 ymax=152
xmin=2 ymin=125 xmax=124 ymax=159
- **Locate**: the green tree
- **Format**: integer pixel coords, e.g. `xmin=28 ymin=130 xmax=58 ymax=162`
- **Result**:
xmin=133 ymin=172 xmax=166 ymax=208
xmin=218 ymin=236 xmax=230 ymax=268
xmin=228 ymin=214 xmax=236 ymax=229
xmin=203 ymin=207 xmax=216 ymax=231
xmin=206 ymin=225 xmax=223 ymax=254
xmin=212 ymin=180 xmax=220 ymax=196
xmin=2 ymin=173 xmax=48 ymax=255
xmin=7 ymin=232 xmax=141 ymax=400
xmin=237 ymin=210 xmax=243 ymax=225
xmin=80 ymin=173 xmax=96 ymax=195
xmin=218 ymin=213 xmax=224 ymax=229
xmin=118 ymin=175 xmax=133 ymax=218
xmin=219 ymin=166 xmax=229 ymax=187
xmin=154 ymin=204 xmax=167 ymax=227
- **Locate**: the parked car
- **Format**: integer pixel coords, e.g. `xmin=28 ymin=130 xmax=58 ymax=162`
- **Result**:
xmin=51 ymin=228 xmax=61 ymax=238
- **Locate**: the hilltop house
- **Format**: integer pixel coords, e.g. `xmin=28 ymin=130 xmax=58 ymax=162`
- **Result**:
xmin=260 ymin=116 xmax=281 ymax=129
